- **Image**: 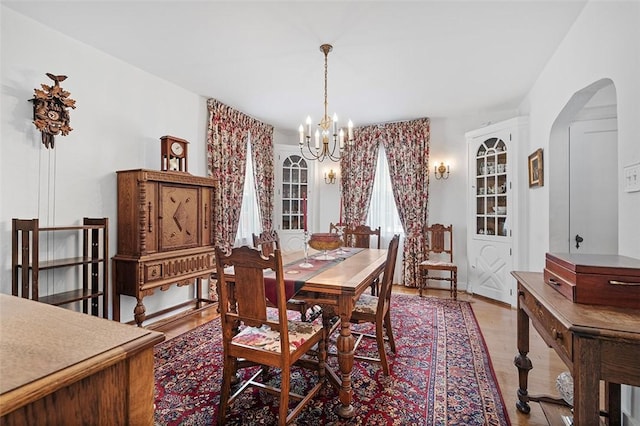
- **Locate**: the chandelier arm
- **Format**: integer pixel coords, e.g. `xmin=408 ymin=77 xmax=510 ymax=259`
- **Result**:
xmin=300 ymin=139 xmax=328 ymax=162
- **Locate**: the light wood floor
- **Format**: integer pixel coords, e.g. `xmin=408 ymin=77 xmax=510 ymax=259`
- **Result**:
xmin=153 ymin=286 xmax=566 ymax=426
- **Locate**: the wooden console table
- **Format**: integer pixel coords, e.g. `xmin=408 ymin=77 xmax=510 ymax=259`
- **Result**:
xmin=0 ymin=294 xmax=164 ymax=425
xmin=512 ymin=271 xmax=640 ymax=425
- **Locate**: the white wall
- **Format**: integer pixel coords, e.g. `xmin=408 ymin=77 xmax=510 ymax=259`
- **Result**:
xmin=519 ymin=0 xmax=640 ymax=269
xmin=1 ymin=7 xmax=209 ymax=322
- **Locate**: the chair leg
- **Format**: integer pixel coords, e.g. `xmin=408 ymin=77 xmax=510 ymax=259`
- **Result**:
xmin=279 ymin=367 xmax=290 ymax=425
xmin=370 ymin=277 xmax=379 ymax=296
xmin=376 ymin=319 xmax=390 ymax=375
xmin=419 ymin=270 xmax=425 ymax=297
xmin=384 ymin=311 xmax=396 ymax=353
xmin=453 ymin=269 xmax=458 ymax=300
xmin=299 ymin=306 xmax=308 ymax=322
xmin=218 ymin=355 xmax=233 ymax=424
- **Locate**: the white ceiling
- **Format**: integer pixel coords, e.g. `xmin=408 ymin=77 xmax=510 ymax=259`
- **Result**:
xmin=4 ymin=1 xmax=587 ymax=133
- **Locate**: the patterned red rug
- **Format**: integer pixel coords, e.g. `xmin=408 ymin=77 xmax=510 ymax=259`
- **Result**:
xmin=154 ymin=294 xmax=510 ymax=425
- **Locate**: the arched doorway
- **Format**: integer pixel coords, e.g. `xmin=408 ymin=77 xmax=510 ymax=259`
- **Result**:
xmin=549 ymin=79 xmax=618 ymax=254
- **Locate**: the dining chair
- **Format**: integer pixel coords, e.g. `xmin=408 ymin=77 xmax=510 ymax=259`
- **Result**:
xmin=215 ymin=245 xmax=326 ymax=425
xmin=344 ymin=224 xmax=381 ymax=249
xmin=419 ymin=223 xmax=457 ymax=300
xmin=348 ymin=234 xmax=400 ymax=375
xmin=252 ymin=230 xmax=321 ymax=322
xmin=344 ymin=224 xmax=382 ymax=295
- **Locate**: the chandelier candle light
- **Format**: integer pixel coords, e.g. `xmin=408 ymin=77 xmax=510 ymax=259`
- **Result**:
xmin=299 ymin=44 xmax=353 ymax=162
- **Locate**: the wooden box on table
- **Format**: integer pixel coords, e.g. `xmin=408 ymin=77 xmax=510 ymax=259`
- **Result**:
xmin=543 ymin=252 xmax=640 ymax=309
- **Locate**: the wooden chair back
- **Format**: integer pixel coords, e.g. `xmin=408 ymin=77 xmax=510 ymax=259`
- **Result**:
xmin=420 ymin=223 xmax=457 ymax=299
xmin=345 ymin=225 xmax=381 ymax=249
xmin=252 ymin=230 xmax=280 ymax=256
xmin=253 ymin=230 xmax=320 ymax=322
xmin=426 ymin=223 xmax=453 ymax=262
xmin=377 ymin=234 xmax=400 ymax=316
xmin=216 ymin=245 xmax=286 ymax=332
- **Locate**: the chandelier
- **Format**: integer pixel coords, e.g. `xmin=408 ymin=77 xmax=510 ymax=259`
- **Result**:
xmin=298 ymin=44 xmax=353 ymax=162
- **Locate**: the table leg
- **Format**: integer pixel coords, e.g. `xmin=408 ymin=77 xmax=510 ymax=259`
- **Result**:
xmin=336 ymin=308 xmax=355 ymax=419
xmin=574 ymin=336 xmax=602 ymax=425
xmin=514 ymin=297 xmax=532 ymax=414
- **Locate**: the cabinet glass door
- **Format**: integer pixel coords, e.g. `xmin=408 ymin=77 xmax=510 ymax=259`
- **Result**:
xmin=474 ymin=137 xmax=508 ymax=237
xmin=281 ymin=155 xmax=308 ymax=231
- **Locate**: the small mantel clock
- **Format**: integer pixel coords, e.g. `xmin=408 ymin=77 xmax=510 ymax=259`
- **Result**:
xmin=160 ymin=135 xmax=189 ymax=172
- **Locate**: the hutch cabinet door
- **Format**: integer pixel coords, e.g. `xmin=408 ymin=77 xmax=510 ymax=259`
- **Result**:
xmin=466 ymin=117 xmax=527 ymax=306
xmin=160 ymin=184 xmax=200 ymax=250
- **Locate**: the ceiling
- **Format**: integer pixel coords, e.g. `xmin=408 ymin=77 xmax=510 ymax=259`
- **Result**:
xmin=5 ymin=1 xmax=587 ymax=133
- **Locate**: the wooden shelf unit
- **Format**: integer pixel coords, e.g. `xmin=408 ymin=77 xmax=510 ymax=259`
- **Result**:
xmin=11 ymin=217 xmax=109 ymax=318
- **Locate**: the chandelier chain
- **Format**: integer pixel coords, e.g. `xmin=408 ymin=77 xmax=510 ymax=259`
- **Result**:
xmin=323 ymin=45 xmax=328 ymax=126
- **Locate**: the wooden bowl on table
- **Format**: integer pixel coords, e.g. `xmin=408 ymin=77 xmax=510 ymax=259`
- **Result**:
xmin=308 ymin=233 xmax=342 ymax=251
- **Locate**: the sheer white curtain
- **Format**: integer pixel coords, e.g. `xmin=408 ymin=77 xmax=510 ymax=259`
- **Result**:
xmin=367 ymin=145 xmax=405 ymax=284
xmin=234 ymin=136 xmax=261 ymax=247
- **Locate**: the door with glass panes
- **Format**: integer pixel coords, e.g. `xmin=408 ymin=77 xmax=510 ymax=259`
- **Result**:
xmin=467 ymin=128 xmax=514 ymax=305
xmin=275 ymin=146 xmax=313 ymax=251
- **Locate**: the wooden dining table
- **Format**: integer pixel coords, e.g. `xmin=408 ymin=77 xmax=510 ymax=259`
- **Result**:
xmin=220 ymin=247 xmax=388 ymax=419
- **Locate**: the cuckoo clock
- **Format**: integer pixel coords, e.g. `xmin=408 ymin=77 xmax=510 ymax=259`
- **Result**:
xmin=160 ymin=135 xmax=189 ymax=172
xmin=31 ymin=73 xmax=76 ymax=149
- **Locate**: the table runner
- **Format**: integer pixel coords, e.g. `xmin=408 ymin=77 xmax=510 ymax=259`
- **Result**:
xmin=264 ymin=248 xmax=364 ymax=305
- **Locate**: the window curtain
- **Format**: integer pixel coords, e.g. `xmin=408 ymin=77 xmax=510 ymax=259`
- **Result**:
xmin=382 ymin=118 xmax=430 ymax=288
xmin=340 ymin=125 xmax=382 ymax=226
xmin=206 ymin=98 xmax=274 ymax=249
xmin=249 ymin=122 xmax=274 ymax=233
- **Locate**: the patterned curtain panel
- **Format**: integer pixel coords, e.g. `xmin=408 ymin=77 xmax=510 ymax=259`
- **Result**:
xmin=206 ymin=98 xmax=273 ymax=249
xmin=340 ymin=125 xmax=382 ymax=226
xmin=250 ymin=122 xmax=275 ymax=233
xmin=382 ymin=118 xmax=430 ymax=288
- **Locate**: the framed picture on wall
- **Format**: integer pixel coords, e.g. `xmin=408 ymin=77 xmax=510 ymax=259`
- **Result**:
xmin=528 ymin=148 xmax=544 ymax=187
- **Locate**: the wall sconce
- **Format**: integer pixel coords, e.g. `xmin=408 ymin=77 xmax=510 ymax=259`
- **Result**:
xmin=324 ymin=169 xmax=337 ymax=184
xmin=434 ymin=162 xmax=450 ymax=180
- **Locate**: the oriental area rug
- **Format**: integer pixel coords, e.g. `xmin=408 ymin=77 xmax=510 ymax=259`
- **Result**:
xmin=154 ymin=294 xmax=510 ymax=425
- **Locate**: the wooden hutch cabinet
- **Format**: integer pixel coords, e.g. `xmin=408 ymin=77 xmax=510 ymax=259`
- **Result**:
xmin=112 ymin=169 xmax=217 ymax=327
xmin=466 ymin=117 xmax=528 ymax=307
